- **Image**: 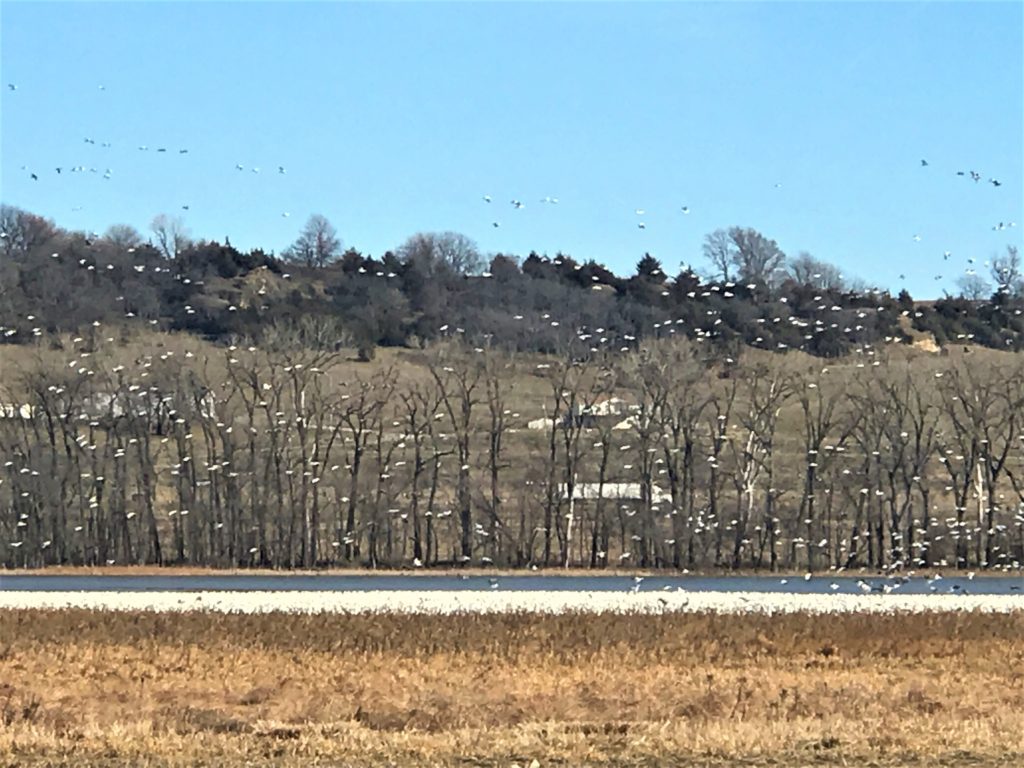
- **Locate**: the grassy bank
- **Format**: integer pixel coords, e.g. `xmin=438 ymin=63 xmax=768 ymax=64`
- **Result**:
xmin=1 ymin=610 xmax=1023 ymax=766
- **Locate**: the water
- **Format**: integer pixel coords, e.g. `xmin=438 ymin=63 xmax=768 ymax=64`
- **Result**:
xmin=1 ymin=573 xmax=1022 ymax=595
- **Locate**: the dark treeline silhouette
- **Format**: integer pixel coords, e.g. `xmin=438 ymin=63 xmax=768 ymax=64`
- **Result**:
xmin=4 ymin=205 xmax=1024 ymax=358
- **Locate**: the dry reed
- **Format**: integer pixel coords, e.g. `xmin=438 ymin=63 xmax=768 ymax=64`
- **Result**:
xmin=1 ymin=609 xmax=1023 ymax=767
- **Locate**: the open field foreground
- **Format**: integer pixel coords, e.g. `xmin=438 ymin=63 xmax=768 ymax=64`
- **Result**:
xmin=2 ymin=610 xmax=1024 ymax=767
xmin=0 ymin=589 xmax=1023 ymax=615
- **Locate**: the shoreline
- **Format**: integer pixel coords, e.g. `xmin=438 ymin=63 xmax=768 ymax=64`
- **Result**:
xmin=1 ymin=589 xmax=1021 ymax=614
xmin=2 ymin=563 xmax=1021 ymax=579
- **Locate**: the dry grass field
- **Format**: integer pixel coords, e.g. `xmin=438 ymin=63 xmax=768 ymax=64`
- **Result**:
xmin=1 ymin=609 xmax=1023 ymax=767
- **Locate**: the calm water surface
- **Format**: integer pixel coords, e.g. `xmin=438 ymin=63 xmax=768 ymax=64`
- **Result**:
xmin=1 ymin=574 xmax=1022 ymax=595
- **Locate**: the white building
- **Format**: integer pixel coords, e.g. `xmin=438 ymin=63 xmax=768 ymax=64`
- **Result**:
xmin=527 ymin=417 xmax=557 ymax=431
xmin=0 ymin=403 xmax=35 ymax=419
xmin=558 ymin=482 xmax=671 ymax=504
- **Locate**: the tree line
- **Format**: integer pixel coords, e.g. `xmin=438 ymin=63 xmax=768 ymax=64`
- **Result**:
xmin=3 ymin=205 xmax=1024 ymax=360
xmin=2 ymin=335 xmax=1023 ymax=572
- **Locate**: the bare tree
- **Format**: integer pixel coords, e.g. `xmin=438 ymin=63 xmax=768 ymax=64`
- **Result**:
xmin=279 ymin=348 xmax=344 ymax=567
xmin=555 ymin=359 xmax=612 ymax=567
xmin=998 ymin=366 xmax=1024 ymax=564
xmin=704 ymin=377 xmax=738 ymax=567
xmin=366 ymin=392 xmax=403 ymax=567
xmin=149 ymin=214 xmax=191 ymax=260
xmin=398 ymin=231 xmax=483 ymax=276
xmin=0 ymin=205 xmax=57 ymax=259
xmin=788 ymin=251 xmax=845 ymax=291
xmin=624 ymin=349 xmax=681 ymax=568
xmin=399 ymin=381 xmax=447 ymax=564
xmin=284 ymin=214 xmax=342 ymax=268
xmin=262 ymin=316 xmax=352 ymax=352
xmin=991 ymin=245 xmax=1022 ymax=297
xmin=856 ymin=368 xmax=939 ymax=569
xmin=799 ymin=367 xmax=859 ymax=570
xmin=934 ymin=361 xmax=997 ymax=569
xmin=103 ymin=224 xmax=144 ymax=250
xmin=429 ymin=346 xmax=483 ymax=562
xmin=702 ymin=229 xmax=734 ymax=283
xmin=337 ymin=370 xmax=394 ymax=562
xmin=728 ymin=362 xmax=792 ymax=569
xmin=433 ymin=231 xmax=483 ymax=275
xmin=703 ymin=226 xmax=786 ymax=287
xmin=650 ymin=341 xmax=709 ymax=569
xmin=730 ymin=227 xmax=786 ymax=287
xmin=956 ymin=273 xmax=992 ymax=301
xmin=482 ymin=350 xmax=516 ymax=563
xmin=968 ymin=359 xmax=1022 ymax=568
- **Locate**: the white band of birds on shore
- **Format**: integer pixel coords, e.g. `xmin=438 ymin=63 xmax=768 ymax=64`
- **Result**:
xmin=1 ymin=589 xmax=1021 ymax=615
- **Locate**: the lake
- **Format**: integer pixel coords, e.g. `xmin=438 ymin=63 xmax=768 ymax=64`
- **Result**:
xmin=1 ymin=573 xmax=1022 ymax=595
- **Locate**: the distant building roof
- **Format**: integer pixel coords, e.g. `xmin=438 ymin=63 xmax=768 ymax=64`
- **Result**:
xmin=558 ymin=482 xmax=670 ymax=503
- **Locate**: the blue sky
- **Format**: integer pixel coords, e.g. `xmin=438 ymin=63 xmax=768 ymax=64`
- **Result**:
xmin=1 ymin=1 xmax=1021 ymax=298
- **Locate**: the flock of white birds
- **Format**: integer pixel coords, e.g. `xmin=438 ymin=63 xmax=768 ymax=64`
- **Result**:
xmin=2 ymin=80 xmax=1024 ymax=593
xmin=0 ymin=588 xmax=1020 ymax=614
xmin=2 ymin=324 xmax=1024 ymax=576
xmin=4 ymin=80 xmax=1017 ymax=293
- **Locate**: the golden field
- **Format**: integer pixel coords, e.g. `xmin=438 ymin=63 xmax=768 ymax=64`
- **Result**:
xmin=1 ymin=609 xmax=1023 ymax=767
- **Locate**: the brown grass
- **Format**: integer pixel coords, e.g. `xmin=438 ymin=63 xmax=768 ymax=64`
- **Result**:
xmin=1 ymin=609 xmax=1023 ymax=766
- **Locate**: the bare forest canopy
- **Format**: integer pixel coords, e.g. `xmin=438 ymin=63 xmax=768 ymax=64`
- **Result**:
xmin=3 ymin=206 xmax=1024 ymax=573
xmin=3 ymin=205 xmax=1024 ymax=358
xmin=3 ymin=324 xmax=1024 ymax=573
